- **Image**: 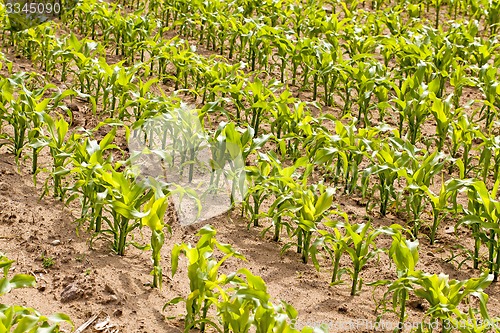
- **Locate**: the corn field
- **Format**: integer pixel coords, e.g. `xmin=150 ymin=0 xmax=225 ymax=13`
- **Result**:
xmin=0 ymin=0 xmax=500 ymax=331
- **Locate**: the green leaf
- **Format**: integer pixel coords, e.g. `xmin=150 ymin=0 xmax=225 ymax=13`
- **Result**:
xmin=8 ymin=274 xmax=35 ymax=290
xmin=314 ymin=187 xmax=335 ymax=217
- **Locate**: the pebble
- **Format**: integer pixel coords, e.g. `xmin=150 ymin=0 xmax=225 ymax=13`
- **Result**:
xmin=67 ymin=103 xmax=80 ymax=112
xmin=60 ymin=283 xmax=83 ymax=303
xmin=50 ymin=240 xmax=61 ymax=246
xmin=338 ymin=304 xmax=348 ymax=313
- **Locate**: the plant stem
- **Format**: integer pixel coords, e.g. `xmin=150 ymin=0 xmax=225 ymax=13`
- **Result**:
xmin=473 ymin=225 xmax=480 ymax=269
xmin=495 ymin=245 xmax=500 ymax=282
xmin=302 ymin=231 xmax=311 ymax=264
xmin=396 ymin=289 xmax=407 ymax=333
xmin=200 ymin=299 xmax=209 ymax=333
xmin=297 ymin=230 xmax=303 ymax=254
xmin=32 ymin=148 xmax=37 ymax=174
xmin=117 ymin=216 xmax=128 ymax=256
xmin=332 ymin=251 xmax=341 ymax=283
xmin=273 ymin=215 xmax=281 ymax=242
xmin=351 ymin=266 xmax=360 ymax=296
xmin=253 ymin=195 xmax=259 ymax=227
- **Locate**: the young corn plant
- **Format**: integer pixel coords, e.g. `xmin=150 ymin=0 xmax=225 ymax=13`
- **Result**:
xmin=421 ymin=175 xmax=457 ymax=245
xmin=141 ymin=185 xmax=170 ymax=289
xmin=0 ymin=254 xmax=73 ymax=332
xmin=391 ymin=73 xmax=434 ymax=145
xmin=265 ymin=154 xmax=309 ymax=242
xmin=22 ymin=85 xmax=69 ymax=175
xmin=413 ymin=271 xmax=494 ymax=333
xmin=478 ymin=134 xmax=500 ymax=183
xmin=0 ymin=78 xmax=54 ymax=162
xmin=217 ymin=268 xmax=273 ymax=332
xmin=370 ymin=226 xmax=419 ymax=333
xmin=40 ymin=114 xmax=80 ymax=199
xmin=67 ymin=126 xmax=119 ymax=232
xmin=478 ymin=64 xmax=500 ymax=130
xmin=447 ymin=112 xmax=478 ymax=178
xmin=96 ymin=169 xmax=152 ymax=256
xmin=311 ymin=119 xmax=377 ymax=194
xmin=209 ymin=122 xmax=259 ymax=208
xmin=310 ymin=211 xmax=351 ymax=285
xmin=244 ymin=77 xmax=275 ymax=138
xmin=362 ymin=138 xmax=412 ymax=216
xmin=344 ymin=221 xmax=391 ymax=296
xmin=218 ymin=268 xmax=326 ymax=333
xmin=429 ymin=93 xmax=453 ymax=151
xmin=288 ymin=183 xmax=336 ymax=265
xmin=244 ymin=158 xmax=271 ymax=228
xmin=176 ymin=105 xmax=207 ymax=184
xmin=457 ymin=179 xmax=500 ymax=280
xmin=400 ymin=150 xmax=446 ymax=238
xmin=166 ymin=225 xmax=245 ymax=333
xmin=165 ymin=226 xmax=325 ymax=333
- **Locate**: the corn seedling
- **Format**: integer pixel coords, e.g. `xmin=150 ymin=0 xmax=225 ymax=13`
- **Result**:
xmin=141 ymin=182 xmax=170 ymax=289
xmin=310 ymin=211 xmax=351 ymax=284
xmin=67 ymin=126 xmax=119 ymax=232
xmin=413 ymin=271 xmax=494 ymax=333
xmin=166 ymin=227 xmax=326 ymax=333
xmin=457 ymin=179 xmax=500 ymax=280
xmin=0 ymin=254 xmax=73 ymax=332
xmin=166 ymin=225 xmax=245 ymax=332
xmin=370 ymin=226 xmax=419 ymax=333
xmin=96 ymin=168 xmax=152 ymax=256
xmin=39 ymin=113 xmax=80 ymax=199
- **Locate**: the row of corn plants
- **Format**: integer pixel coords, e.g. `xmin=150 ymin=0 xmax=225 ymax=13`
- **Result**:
xmin=1 ymin=0 xmax=500 ymax=331
xmin=15 ymin=0 xmax=497 ymax=133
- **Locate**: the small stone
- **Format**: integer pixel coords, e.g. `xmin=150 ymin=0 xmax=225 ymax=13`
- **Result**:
xmin=338 ymin=304 xmax=348 ymax=313
xmin=113 ymin=309 xmax=123 ymax=317
xmin=104 ymin=284 xmax=116 ymax=295
xmin=60 ymin=283 xmax=83 ymax=303
xmin=50 ymin=240 xmax=61 ymax=246
xmin=67 ymin=103 xmax=79 ymax=112
xmin=100 ymin=295 xmax=118 ymax=304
